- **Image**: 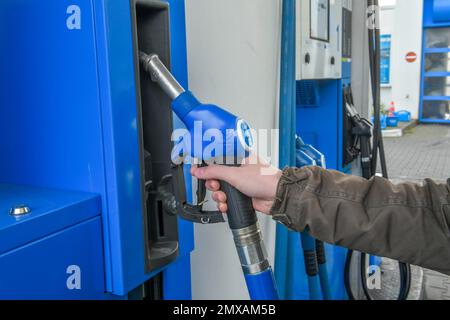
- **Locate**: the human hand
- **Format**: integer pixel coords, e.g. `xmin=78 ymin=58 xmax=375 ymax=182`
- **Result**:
xmin=190 ymin=155 xmax=282 ymax=215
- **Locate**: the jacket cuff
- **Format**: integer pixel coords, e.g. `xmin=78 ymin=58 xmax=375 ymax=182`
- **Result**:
xmin=270 ymin=167 xmax=311 ymax=231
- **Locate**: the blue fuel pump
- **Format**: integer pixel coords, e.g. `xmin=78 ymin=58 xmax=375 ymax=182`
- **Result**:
xmin=140 ymin=53 xmax=279 ymax=300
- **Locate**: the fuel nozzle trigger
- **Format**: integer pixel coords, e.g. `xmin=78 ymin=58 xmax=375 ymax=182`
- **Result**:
xmin=157 ymin=164 xmax=225 ymax=224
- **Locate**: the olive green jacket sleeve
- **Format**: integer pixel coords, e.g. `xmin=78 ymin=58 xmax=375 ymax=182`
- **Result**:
xmin=270 ymin=166 xmax=450 ymax=275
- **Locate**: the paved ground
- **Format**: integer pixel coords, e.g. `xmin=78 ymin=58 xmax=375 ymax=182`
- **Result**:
xmin=369 ymin=259 xmax=423 ymax=300
xmin=381 ymin=124 xmax=450 ymax=300
xmin=383 ymin=124 xmax=450 ymax=184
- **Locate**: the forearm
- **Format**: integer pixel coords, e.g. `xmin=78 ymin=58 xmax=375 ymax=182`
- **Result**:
xmin=271 ymin=166 xmax=450 ymax=275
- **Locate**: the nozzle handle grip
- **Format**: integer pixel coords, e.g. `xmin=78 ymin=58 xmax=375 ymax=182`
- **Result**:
xmin=220 ymin=181 xmax=258 ymax=230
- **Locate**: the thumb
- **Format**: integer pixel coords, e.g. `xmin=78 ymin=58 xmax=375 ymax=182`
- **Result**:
xmin=191 ymin=164 xmax=238 ymax=183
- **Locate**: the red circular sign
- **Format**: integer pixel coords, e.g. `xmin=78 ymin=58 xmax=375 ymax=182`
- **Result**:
xmin=406 ymin=52 xmax=417 ymax=63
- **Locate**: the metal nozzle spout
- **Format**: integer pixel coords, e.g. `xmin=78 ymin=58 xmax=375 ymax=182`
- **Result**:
xmin=139 ymin=52 xmax=185 ymax=100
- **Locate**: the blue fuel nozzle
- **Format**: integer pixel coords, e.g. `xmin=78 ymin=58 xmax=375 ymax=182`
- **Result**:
xmin=140 ymin=52 xmax=254 ymax=162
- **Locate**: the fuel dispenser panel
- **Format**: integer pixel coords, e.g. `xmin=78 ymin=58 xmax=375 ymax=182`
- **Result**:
xmin=0 ymin=0 xmax=192 ymax=298
xmin=296 ymin=0 xmax=342 ymax=80
xmin=132 ymin=0 xmax=180 ymax=273
xmin=289 ymin=0 xmax=350 ymax=300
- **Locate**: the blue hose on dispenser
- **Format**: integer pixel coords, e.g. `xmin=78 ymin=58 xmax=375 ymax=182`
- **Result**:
xmin=245 ymin=269 xmax=279 ymax=300
xmin=296 ymin=136 xmax=331 ymax=300
xmin=300 ymin=233 xmax=323 ymax=300
xmin=315 ymin=240 xmax=332 ymax=300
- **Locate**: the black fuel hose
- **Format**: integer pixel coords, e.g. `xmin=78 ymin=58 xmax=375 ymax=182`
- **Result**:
xmin=344 ymin=0 xmax=411 ymax=300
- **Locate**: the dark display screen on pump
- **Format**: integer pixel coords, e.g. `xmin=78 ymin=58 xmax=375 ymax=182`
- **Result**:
xmin=310 ymin=0 xmax=330 ymax=42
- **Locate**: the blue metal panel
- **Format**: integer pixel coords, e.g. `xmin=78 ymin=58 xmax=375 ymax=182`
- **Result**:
xmin=420 ymin=118 xmax=450 ymax=124
xmin=278 ymin=78 xmax=349 ymax=300
xmin=0 ymin=184 xmax=101 ymax=254
xmin=296 ymin=80 xmax=341 ymax=169
xmin=425 ymin=48 xmax=450 ymax=53
xmin=0 ymin=0 xmax=195 ymax=298
xmin=423 ymin=96 xmax=450 ymax=101
xmin=432 ymin=0 xmax=450 ymax=24
xmin=420 ymin=28 xmax=427 ymax=123
xmin=0 ymin=0 xmax=106 ymax=193
xmin=0 ymin=0 xmax=123 ymax=295
xmin=420 ymin=2 xmax=450 ymax=123
xmin=0 ymin=0 xmax=150 ymax=295
xmin=380 ymin=35 xmax=392 ymax=85
xmin=342 ymin=60 xmax=353 ymax=82
xmin=424 ymin=71 xmax=450 ymax=77
xmin=424 ymin=0 xmax=450 ymax=27
xmin=0 ymin=217 xmax=112 ymax=300
xmin=163 ymin=254 xmax=192 ymax=300
xmin=163 ymin=0 xmax=194 ymax=299
xmin=92 ymin=0 xmax=149 ymax=295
